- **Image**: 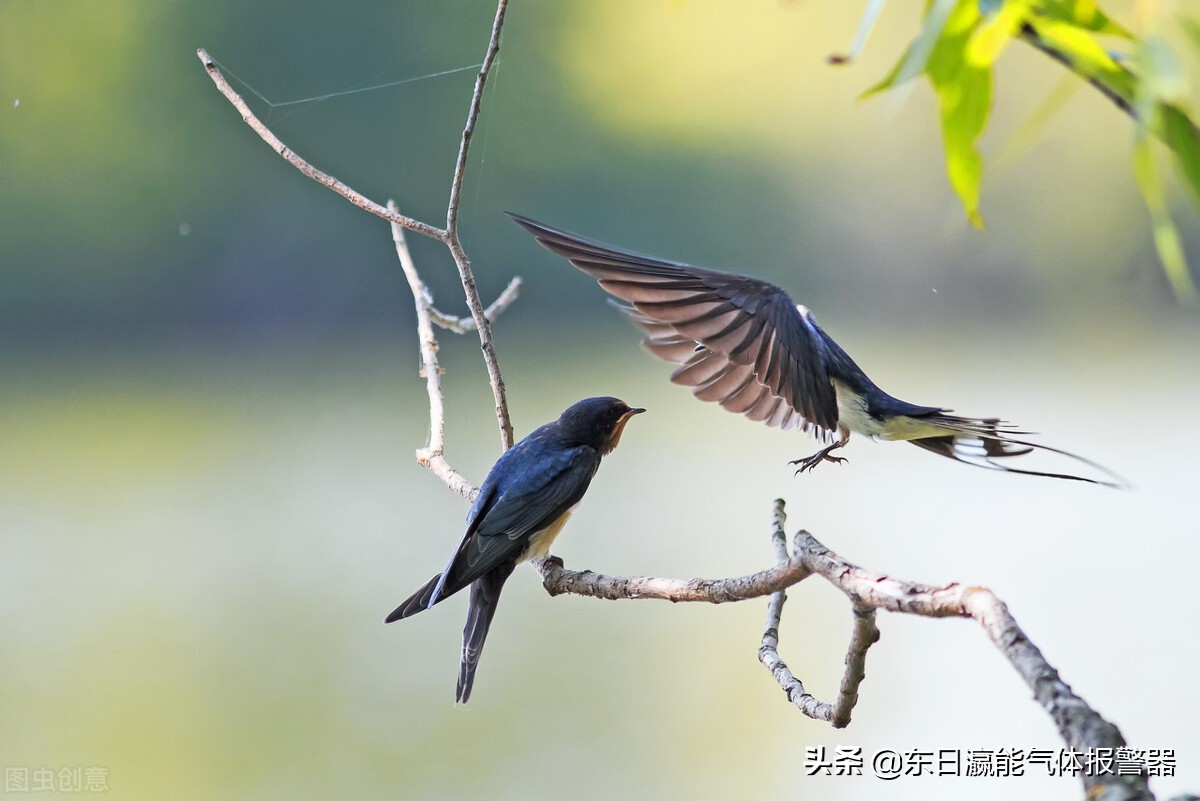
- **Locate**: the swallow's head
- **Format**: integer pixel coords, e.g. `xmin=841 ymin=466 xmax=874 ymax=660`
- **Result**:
xmin=556 ymin=396 xmax=646 ymax=455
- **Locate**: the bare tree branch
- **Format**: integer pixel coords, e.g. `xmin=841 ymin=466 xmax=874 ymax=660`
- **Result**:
xmin=446 ymin=0 xmax=507 ymax=236
xmin=758 ymin=519 xmax=878 ymax=728
xmin=388 ymin=200 xmax=520 ymax=498
xmin=196 ymin=49 xmax=445 ymax=242
xmin=830 ymin=602 xmax=879 ymax=729
xmin=535 ymin=551 xmax=806 ymax=604
xmin=429 ymin=277 xmax=523 ymax=334
xmin=389 ymin=202 xmax=477 ymax=501
xmin=535 ymin=499 xmax=1157 ymax=801
xmin=757 ymin=502 xmax=831 ymax=720
xmin=443 ymin=0 xmax=514 ymax=450
xmin=198 ymin=0 xmax=517 ymax=459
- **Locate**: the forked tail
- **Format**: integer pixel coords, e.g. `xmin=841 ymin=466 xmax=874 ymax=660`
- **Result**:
xmin=911 ymin=413 xmax=1129 ymax=488
xmin=384 ymin=573 xmax=445 ymax=623
xmin=457 ymin=563 xmax=516 ymax=704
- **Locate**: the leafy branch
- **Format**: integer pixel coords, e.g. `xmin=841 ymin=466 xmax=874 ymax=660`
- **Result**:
xmin=853 ymin=0 xmax=1200 ymax=302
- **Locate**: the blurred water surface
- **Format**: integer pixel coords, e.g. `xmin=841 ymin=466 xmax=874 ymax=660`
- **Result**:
xmin=2 ymin=322 xmax=1197 ymax=800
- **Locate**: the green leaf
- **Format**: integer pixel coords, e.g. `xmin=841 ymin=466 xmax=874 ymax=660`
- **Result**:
xmin=864 ymin=0 xmax=995 ymax=225
xmin=1133 ymin=28 xmax=1200 ymax=203
xmin=1132 ymin=134 xmax=1197 ymax=304
xmin=1036 ymin=0 xmax=1132 ymax=38
xmin=967 ymin=0 xmax=1031 ymax=68
xmin=926 ymin=1 xmax=991 ymax=227
xmin=1026 ymin=16 xmax=1121 ymax=73
xmin=861 ymin=47 xmax=907 ymax=98
xmin=1161 ymin=104 xmax=1200 ymax=205
xmin=1127 ymin=19 xmax=1200 ymax=302
xmin=1026 ymin=16 xmax=1136 ymax=104
xmin=861 ymin=0 xmax=957 ymax=97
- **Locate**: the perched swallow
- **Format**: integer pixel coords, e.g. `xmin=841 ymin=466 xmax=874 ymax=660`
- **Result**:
xmin=508 ymin=213 xmax=1124 ymax=487
xmin=386 ymin=396 xmax=644 ymax=702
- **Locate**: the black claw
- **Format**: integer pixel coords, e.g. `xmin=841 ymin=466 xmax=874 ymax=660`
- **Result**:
xmin=789 ymin=449 xmax=848 ymax=476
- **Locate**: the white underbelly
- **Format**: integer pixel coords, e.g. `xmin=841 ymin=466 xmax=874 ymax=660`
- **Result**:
xmin=833 ymin=380 xmax=950 ymax=441
xmin=833 ymin=380 xmax=886 ymax=437
xmin=521 ymin=507 xmax=575 ymax=562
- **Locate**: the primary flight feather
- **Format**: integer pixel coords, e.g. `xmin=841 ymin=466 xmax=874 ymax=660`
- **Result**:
xmin=508 ymin=213 xmax=1124 ymax=487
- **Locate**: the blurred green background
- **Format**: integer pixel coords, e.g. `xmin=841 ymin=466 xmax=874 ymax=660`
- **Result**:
xmin=2 ymin=1 xmax=1197 ymax=799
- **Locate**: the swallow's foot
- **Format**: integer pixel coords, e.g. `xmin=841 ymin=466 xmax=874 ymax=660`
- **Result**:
xmin=789 ymin=447 xmax=848 ymax=476
xmin=541 ymin=554 xmax=565 ymax=570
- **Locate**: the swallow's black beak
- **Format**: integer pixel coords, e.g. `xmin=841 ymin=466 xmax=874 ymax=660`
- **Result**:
xmin=603 ymin=406 xmax=645 ymax=454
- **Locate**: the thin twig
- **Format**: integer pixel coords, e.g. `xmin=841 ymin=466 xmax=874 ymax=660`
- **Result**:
xmin=429 ymin=277 xmax=523 ymax=333
xmin=757 ymin=502 xmax=830 ymax=720
xmin=199 ymin=0 xmax=518 ymax=460
xmin=535 ymin=499 xmax=1156 ymax=801
xmin=443 ymin=0 xmax=514 ymax=450
xmin=758 ymin=502 xmax=877 ymax=728
xmin=196 ymin=49 xmax=445 ymax=242
xmin=1017 ymin=23 xmax=1200 ymax=163
xmin=1016 ymin=24 xmax=1136 ymax=120
xmin=830 ymin=603 xmax=878 ymax=728
xmin=446 ymin=0 xmax=507 ymax=235
xmin=389 ymin=201 xmax=477 ymax=501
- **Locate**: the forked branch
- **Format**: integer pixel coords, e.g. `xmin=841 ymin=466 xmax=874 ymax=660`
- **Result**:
xmin=535 ymin=500 xmax=1156 ymax=801
xmin=197 ymin=0 xmax=516 ymax=453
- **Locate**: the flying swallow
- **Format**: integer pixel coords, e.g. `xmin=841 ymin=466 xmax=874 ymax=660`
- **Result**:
xmin=386 ymin=396 xmax=645 ymax=703
xmin=508 ymin=213 xmax=1124 ymax=487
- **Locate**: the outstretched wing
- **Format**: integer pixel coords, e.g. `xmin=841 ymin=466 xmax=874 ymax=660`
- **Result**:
xmin=508 ymin=213 xmax=840 ymax=438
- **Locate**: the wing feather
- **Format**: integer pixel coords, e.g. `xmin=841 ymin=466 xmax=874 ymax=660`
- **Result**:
xmin=693 ymin=362 xmax=756 ymax=404
xmin=508 ymin=213 xmax=840 ymax=435
xmin=721 ymin=378 xmax=770 ymax=414
xmin=431 ymin=438 xmax=599 ymax=603
xmin=670 ymin=350 xmax=728 ymax=387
